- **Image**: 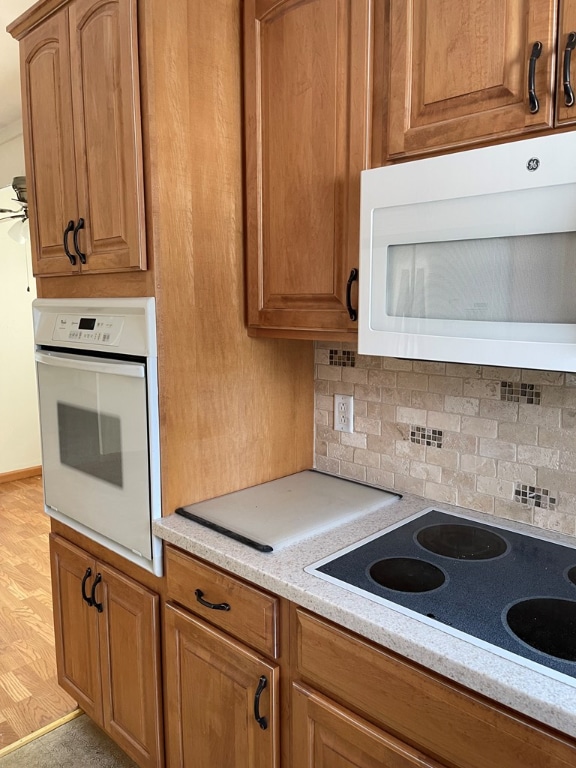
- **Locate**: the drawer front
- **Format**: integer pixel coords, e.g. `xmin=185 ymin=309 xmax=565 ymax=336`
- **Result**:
xmin=166 ymin=546 xmax=279 ymax=658
xmin=294 ymin=608 xmax=576 ymax=768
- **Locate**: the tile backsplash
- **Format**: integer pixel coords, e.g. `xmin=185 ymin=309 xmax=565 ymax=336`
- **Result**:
xmin=314 ymin=343 xmax=576 ymax=537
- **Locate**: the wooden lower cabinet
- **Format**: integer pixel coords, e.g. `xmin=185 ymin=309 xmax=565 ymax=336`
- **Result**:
xmin=50 ymin=534 xmax=163 ymax=768
xmin=164 ymin=603 xmax=280 ymax=768
xmin=292 ymin=683 xmax=445 ymax=768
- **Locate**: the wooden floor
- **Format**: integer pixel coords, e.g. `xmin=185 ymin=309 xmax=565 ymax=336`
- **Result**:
xmin=0 ymin=476 xmax=76 ymax=748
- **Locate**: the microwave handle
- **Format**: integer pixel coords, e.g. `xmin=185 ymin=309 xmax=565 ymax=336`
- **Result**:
xmin=35 ymin=350 xmax=145 ymax=379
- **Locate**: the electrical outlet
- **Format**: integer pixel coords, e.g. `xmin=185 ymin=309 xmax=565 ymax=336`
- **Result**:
xmin=334 ymin=394 xmax=354 ymax=433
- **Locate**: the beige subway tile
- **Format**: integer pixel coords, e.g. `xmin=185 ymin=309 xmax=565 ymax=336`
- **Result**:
xmin=329 ymin=381 xmax=355 ymax=396
xmin=410 ymin=461 xmax=442 ymax=483
xmin=397 ymin=372 xmax=429 ymax=391
xmin=380 ymin=454 xmax=411 ymax=474
xmin=517 ymin=445 xmax=559 ymax=469
xmin=557 ymin=492 xmax=576 ymax=518
xmin=424 ymin=482 xmax=457 ymax=504
xmin=537 ymin=468 xmax=576 ymax=494
xmin=494 ymin=498 xmax=534 ymax=524
xmin=538 ymin=428 xmax=576 ymax=450
xmin=426 ymin=446 xmax=459 ymax=470
xmin=411 ymin=392 xmax=444 ymax=412
xmin=561 ymin=409 xmax=576 ymax=429
xmin=315 ymin=440 xmax=328 ymax=457
xmin=397 ymin=406 xmax=427 ymax=425
xmin=429 ymin=376 xmax=463 ymax=396
xmin=567 ymin=374 xmax=576 ymax=387
xmin=367 ymin=433 xmax=401 ymax=456
xmin=497 ymin=461 xmax=536 ymax=485
xmin=316 ymin=425 xmax=336 ymax=442
xmin=540 ymin=386 xmax=576 ymax=408
xmin=315 ymin=379 xmax=331 ymax=396
xmin=443 ymin=432 xmax=478 ymax=454
xmin=340 ymin=461 xmax=367 ymax=482
xmin=461 ymin=416 xmax=498 ymax=438
xmin=479 ymin=438 xmax=516 ymax=461
xmin=446 ymin=363 xmax=482 ymax=378
xmin=498 ymin=422 xmax=538 ymax=445
xmin=355 ymin=354 xmax=383 ymax=369
xmin=342 ymin=341 xmax=358 ymax=352
xmin=413 ymin=361 xmax=446 ymax=374
xmin=354 ymin=384 xmax=382 ymax=402
xmin=460 ymin=454 xmax=496 ymax=477
xmin=328 ymin=443 xmax=355 ymax=462
xmin=560 ymin=451 xmax=576 ymax=472
xmin=315 ymin=409 xmax=329 ymax=426
xmin=353 ymin=448 xmax=381 ymax=469
xmin=395 ymin=440 xmax=426 ymax=461
xmin=476 ymin=476 xmax=514 ymax=499
xmin=444 ymin=396 xmax=479 ymax=416
xmin=479 ymin=400 xmax=519 ymax=422
xmin=457 ymin=490 xmax=494 ymax=514
xmin=518 ymin=404 xmax=561 ymax=428
xmin=441 ymin=469 xmax=475 ymax=491
xmin=354 ymin=416 xmax=381 ymax=436
xmin=342 ymin=367 xmax=369 ymax=385
xmin=366 ymin=468 xmax=395 ymax=489
xmin=366 ymin=402 xmax=397 ymax=422
xmin=426 ymin=411 xmax=460 ymax=432
xmin=341 ymin=431 xmax=367 ymax=449
xmin=482 ymin=366 xmax=521 ymax=381
xmin=314 ymin=456 xmax=340 ymax=474
xmin=533 ymin=508 xmax=576 ymax=536
xmin=354 ymin=400 xmax=368 ymax=419
xmin=316 ymin=364 xmax=342 ymax=382
xmin=394 ymin=474 xmax=425 ymax=495
xmin=379 ymin=388 xmax=412 ymax=406
xmin=521 ymin=370 xmax=564 ymax=385
xmin=314 ymin=347 xmax=331 ymax=364
xmin=315 ymin=341 xmax=338 ymax=350
xmin=463 ymin=379 xmax=500 ymax=399
xmin=316 ymin=395 xmax=333 ymax=411
xmin=381 ymin=357 xmax=413 ymax=371
xmin=367 ymin=369 xmax=397 ymax=388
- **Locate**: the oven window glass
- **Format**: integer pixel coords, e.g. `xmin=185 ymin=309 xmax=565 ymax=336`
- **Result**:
xmin=57 ymin=403 xmax=123 ymax=487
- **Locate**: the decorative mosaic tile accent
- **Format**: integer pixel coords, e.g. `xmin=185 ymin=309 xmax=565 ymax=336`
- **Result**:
xmin=329 ymin=349 xmax=356 ymax=367
xmin=500 ymin=381 xmax=541 ymax=404
xmin=514 ymin=483 xmax=557 ymax=510
xmin=410 ymin=425 xmax=443 ymax=448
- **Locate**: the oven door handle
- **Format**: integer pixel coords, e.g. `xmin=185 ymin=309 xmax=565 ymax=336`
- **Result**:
xmin=35 ymin=351 xmax=145 ymax=378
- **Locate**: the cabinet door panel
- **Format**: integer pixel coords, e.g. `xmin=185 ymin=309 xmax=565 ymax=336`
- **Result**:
xmin=98 ymin=564 xmax=163 ymax=768
xmin=69 ymin=0 xmax=146 ymax=272
xmin=245 ymin=0 xmax=371 ymax=334
xmin=164 ymin=604 xmax=279 ymax=768
xmin=384 ymin=0 xmax=557 ymax=159
xmin=292 ymin=684 xmax=445 ymax=768
xmin=49 ymin=535 xmax=102 ymax=722
xmin=556 ymin=0 xmax=576 ymax=124
xmin=19 ymin=11 xmax=79 ymax=276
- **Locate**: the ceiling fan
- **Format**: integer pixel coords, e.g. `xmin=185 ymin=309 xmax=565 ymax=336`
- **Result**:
xmin=0 ymin=176 xmax=28 ymax=223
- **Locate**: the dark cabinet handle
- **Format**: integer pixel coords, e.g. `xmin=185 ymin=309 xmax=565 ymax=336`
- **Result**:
xmin=63 ymin=220 xmax=76 ymax=265
xmin=563 ymin=31 xmax=576 ymax=107
xmin=81 ymin=567 xmax=93 ymax=606
xmin=253 ymin=675 xmax=268 ymax=730
xmin=346 ymin=268 xmax=358 ymax=322
xmin=528 ymin=41 xmax=542 ymax=114
xmin=90 ymin=573 xmax=103 ymax=613
xmin=194 ymin=588 xmax=230 ymax=612
xmin=73 ymin=217 xmax=86 ymax=264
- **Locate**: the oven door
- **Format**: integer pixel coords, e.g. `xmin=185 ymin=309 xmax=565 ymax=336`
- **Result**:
xmin=35 ymin=349 xmax=152 ymax=559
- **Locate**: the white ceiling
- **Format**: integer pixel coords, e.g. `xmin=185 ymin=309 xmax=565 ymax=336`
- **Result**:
xmin=0 ymin=2 xmax=42 ymax=140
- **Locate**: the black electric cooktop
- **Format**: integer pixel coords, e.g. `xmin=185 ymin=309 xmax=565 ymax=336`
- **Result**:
xmin=306 ymin=508 xmax=576 ymax=683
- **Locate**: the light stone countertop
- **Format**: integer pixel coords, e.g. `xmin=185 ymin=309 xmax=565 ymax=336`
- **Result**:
xmin=153 ymin=484 xmax=576 ymax=740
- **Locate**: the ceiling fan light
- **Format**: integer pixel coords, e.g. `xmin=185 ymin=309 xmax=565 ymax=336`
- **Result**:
xmin=8 ymin=218 xmax=29 ymax=245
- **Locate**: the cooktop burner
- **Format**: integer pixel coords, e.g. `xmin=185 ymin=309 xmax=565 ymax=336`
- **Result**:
xmin=306 ymin=508 xmax=576 ymax=684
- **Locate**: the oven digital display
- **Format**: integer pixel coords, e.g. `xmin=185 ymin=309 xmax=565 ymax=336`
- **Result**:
xmin=78 ymin=317 xmax=96 ymax=330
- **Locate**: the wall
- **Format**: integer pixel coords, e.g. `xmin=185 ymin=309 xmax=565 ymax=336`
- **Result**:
xmin=0 ymin=183 xmax=40 ymax=474
xmin=315 ymin=342 xmax=576 ymax=537
xmin=0 ymin=122 xmax=25 ymax=187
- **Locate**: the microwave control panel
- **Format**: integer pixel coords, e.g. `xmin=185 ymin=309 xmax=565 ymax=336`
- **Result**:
xmin=51 ymin=314 xmax=125 ymax=346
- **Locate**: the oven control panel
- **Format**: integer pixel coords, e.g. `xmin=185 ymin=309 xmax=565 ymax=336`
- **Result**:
xmin=51 ymin=314 xmax=125 ymax=346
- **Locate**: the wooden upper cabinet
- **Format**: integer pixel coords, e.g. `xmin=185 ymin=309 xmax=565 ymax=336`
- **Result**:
xmin=13 ymin=0 xmax=146 ymax=277
xmin=556 ymin=0 xmax=576 ymax=125
xmin=244 ymin=0 xmax=373 ymax=338
xmin=380 ymin=0 xmax=559 ymax=160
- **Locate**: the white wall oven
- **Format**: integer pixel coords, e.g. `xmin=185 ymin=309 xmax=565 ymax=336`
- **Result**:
xmin=33 ymin=298 xmax=162 ymax=575
xmin=359 ymin=131 xmax=576 ymax=371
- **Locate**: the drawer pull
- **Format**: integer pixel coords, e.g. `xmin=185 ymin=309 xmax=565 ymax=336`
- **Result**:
xmin=528 ymin=41 xmax=542 ymax=114
xmin=563 ymin=31 xmax=576 ymax=107
xmin=81 ymin=567 xmax=93 ymax=607
xmin=63 ymin=220 xmax=76 ymax=265
xmin=253 ymin=675 xmax=268 ymax=730
xmin=91 ymin=573 xmax=103 ymax=613
xmin=194 ymin=588 xmax=230 ymax=612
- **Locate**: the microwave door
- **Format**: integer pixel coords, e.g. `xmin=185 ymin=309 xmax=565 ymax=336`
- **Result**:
xmin=35 ymin=350 xmax=152 ymax=559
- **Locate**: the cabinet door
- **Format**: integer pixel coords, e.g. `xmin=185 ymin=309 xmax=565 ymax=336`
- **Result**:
xmin=292 ymin=684 xmax=445 ymax=768
xmin=19 ymin=9 xmax=80 ymax=276
xmin=98 ymin=563 xmax=163 ymax=768
xmin=383 ymin=0 xmax=558 ymax=160
xmin=49 ymin=534 xmax=102 ymax=722
xmin=556 ymin=0 xmax=576 ymax=124
xmin=164 ymin=604 xmax=279 ymax=768
xmin=244 ymin=0 xmax=372 ymax=337
xmin=68 ymin=0 xmax=146 ymax=273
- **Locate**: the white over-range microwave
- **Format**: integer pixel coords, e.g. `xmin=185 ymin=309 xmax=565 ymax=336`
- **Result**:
xmin=358 ymin=131 xmax=576 ymax=372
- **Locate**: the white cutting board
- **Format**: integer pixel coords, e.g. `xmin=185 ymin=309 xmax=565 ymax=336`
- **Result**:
xmin=177 ymin=470 xmax=399 ymax=551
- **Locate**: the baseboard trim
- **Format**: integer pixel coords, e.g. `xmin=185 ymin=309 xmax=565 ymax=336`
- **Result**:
xmin=0 ymin=466 xmax=42 ymax=484
xmin=0 ymin=708 xmax=82 ymax=758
